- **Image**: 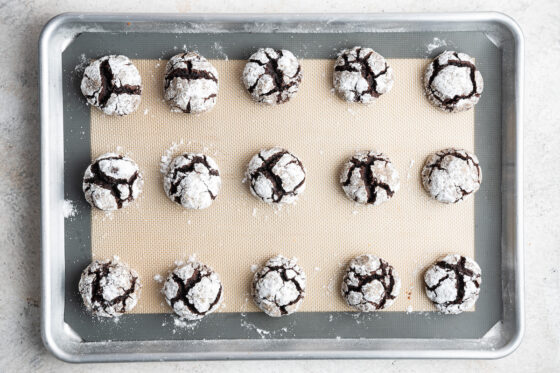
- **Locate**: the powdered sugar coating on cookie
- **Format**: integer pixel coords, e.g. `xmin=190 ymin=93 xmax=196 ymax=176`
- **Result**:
xmin=163 ymin=52 xmax=219 ymax=113
xmin=340 ymin=150 xmax=400 ymax=206
xmin=252 ymin=255 xmax=306 ymax=317
xmin=242 ymin=48 xmax=302 ymax=105
xmin=341 ymin=254 xmax=401 ymax=312
xmin=421 ymin=148 xmax=481 ymax=204
xmin=163 ymin=260 xmax=223 ymax=320
xmin=82 ymin=153 xmax=144 ymax=211
xmin=424 ymin=254 xmax=482 ymax=314
xmin=79 ymin=257 xmax=141 ymax=318
xmin=246 ymin=147 xmax=306 ymax=205
xmin=333 ymin=47 xmax=394 ymax=104
xmin=423 ymin=51 xmax=484 ymax=112
xmin=163 ymin=153 xmax=221 ymax=209
xmin=80 ymin=55 xmax=142 ymax=116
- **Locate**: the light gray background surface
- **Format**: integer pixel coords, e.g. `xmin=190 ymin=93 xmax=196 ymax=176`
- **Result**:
xmin=0 ymin=0 xmax=558 ymax=371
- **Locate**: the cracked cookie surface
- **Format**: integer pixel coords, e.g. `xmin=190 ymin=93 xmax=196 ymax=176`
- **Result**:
xmin=163 ymin=260 xmax=223 ymax=320
xmin=341 ymin=254 xmax=401 ymax=312
xmin=79 ymin=257 xmax=141 ymax=318
xmin=423 ymin=50 xmax=484 ymax=112
xmin=163 ymin=153 xmax=221 ymax=210
xmin=421 ymin=148 xmax=481 ymax=204
xmin=340 ymin=151 xmax=400 ymax=206
xmin=424 ymin=254 xmax=482 ymax=314
xmin=242 ymin=48 xmax=302 ymax=105
xmin=83 ymin=152 xmax=144 ymax=211
xmin=333 ymin=46 xmax=394 ymax=104
xmin=80 ymin=55 xmax=142 ymax=116
xmin=163 ymin=153 xmax=222 ymax=209
xmin=163 ymin=52 xmax=219 ymax=113
xmin=246 ymin=147 xmax=306 ymax=205
xmin=252 ymin=255 xmax=306 ymax=317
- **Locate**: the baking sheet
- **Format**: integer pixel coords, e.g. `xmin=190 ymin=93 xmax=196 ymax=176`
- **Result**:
xmin=62 ymin=30 xmax=502 ymax=341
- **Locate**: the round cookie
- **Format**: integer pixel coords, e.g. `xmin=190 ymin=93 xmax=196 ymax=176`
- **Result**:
xmin=424 ymin=254 xmax=482 ymax=314
xmin=423 ymin=51 xmax=484 ymax=112
xmin=246 ymin=147 xmax=306 ymax=205
xmin=83 ymin=153 xmax=144 ymax=211
xmin=421 ymin=148 xmax=481 ymax=204
xmin=242 ymin=48 xmax=302 ymax=105
xmin=340 ymin=151 xmax=400 ymax=206
xmin=252 ymin=255 xmax=306 ymax=317
xmin=163 ymin=260 xmax=223 ymax=320
xmin=79 ymin=257 xmax=141 ymax=318
xmin=341 ymin=254 xmax=401 ymax=312
xmin=333 ymin=46 xmax=394 ymax=104
xmin=163 ymin=153 xmax=221 ymax=210
xmin=163 ymin=52 xmax=219 ymax=113
xmin=80 ymin=55 xmax=142 ymax=116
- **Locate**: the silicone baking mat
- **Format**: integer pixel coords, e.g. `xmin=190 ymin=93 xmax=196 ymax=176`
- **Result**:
xmin=91 ymin=58 xmax=474 ymax=314
xmin=62 ymin=31 xmax=502 ymax=341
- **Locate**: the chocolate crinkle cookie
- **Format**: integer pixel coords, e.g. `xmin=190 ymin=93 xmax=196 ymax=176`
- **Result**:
xmin=79 ymin=257 xmax=141 ymax=318
xmin=80 ymin=55 xmax=142 ymax=116
xmin=246 ymin=147 xmax=306 ymax=205
xmin=424 ymin=254 xmax=482 ymax=314
xmin=423 ymin=51 xmax=484 ymax=112
xmin=163 ymin=260 xmax=223 ymax=320
xmin=163 ymin=153 xmax=221 ymax=210
xmin=252 ymin=255 xmax=306 ymax=317
xmin=163 ymin=52 xmax=219 ymax=114
xmin=242 ymin=48 xmax=302 ymax=105
xmin=341 ymin=254 xmax=401 ymax=312
xmin=83 ymin=153 xmax=144 ymax=211
xmin=421 ymin=148 xmax=481 ymax=204
xmin=340 ymin=150 xmax=400 ymax=206
xmin=333 ymin=46 xmax=394 ymax=104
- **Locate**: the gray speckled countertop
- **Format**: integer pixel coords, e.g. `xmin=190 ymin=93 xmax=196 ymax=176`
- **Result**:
xmin=1 ymin=0 xmax=558 ymax=371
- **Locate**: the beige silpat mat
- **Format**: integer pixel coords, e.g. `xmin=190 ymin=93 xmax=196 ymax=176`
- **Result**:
xmin=90 ymin=58 xmax=475 ymax=314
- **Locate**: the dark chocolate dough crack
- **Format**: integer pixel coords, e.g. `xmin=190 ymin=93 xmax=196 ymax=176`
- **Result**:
xmin=333 ymin=46 xmax=394 ymax=104
xmin=340 ymin=150 xmax=400 ymax=206
xmin=80 ymin=55 xmax=142 ymax=116
xmin=163 ymin=260 xmax=223 ymax=320
xmin=424 ymin=254 xmax=482 ymax=314
xmin=341 ymin=254 xmax=401 ymax=312
xmin=163 ymin=52 xmax=219 ymax=114
xmin=246 ymin=147 xmax=306 ymax=205
xmin=423 ymin=50 xmax=484 ymax=112
xmin=79 ymin=257 xmax=142 ymax=318
xmin=82 ymin=153 xmax=144 ymax=211
xmin=252 ymin=255 xmax=307 ymax=317
xmin=242 ymin=48 xmax=303 ymax=105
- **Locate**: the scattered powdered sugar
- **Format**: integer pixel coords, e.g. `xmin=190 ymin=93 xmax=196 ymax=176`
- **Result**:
xmin=240 ymin=318 xmax=271 ymax=339
xmin=213 ymin=42 xmax=229 ymax=61
xmin=173 ymin=317 xmax=201 ymax=330
xmin=425 ymin=37 xmax=449 ymax=54
xmin=407 ymin=159 xmax=415 ymax=181
xmin=74 ymin=53 xmax=89 ymax=75
xmin=153 ymin=274 xmax=163 ymax=283
xmin=63 ymin=200 xmax=77 ymax=218
xmin=323 ymin=275 xmax=336 ymax=294
xmin=160 ymin=140 xmax=184 ymax=174
xmin=250 ymin=264 xmax=259 ymax=273
xmin=252 ymin=208 xmax=257 ymax=217
xmin=406 ymin=305 xmax=413 ymax=314
xmin=143 ymin=108 xmax=149 ymax=115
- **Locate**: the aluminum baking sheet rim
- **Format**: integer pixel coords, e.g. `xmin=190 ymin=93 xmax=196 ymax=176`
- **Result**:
xmin=40 ymin=12 xmax=524 ymax=362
